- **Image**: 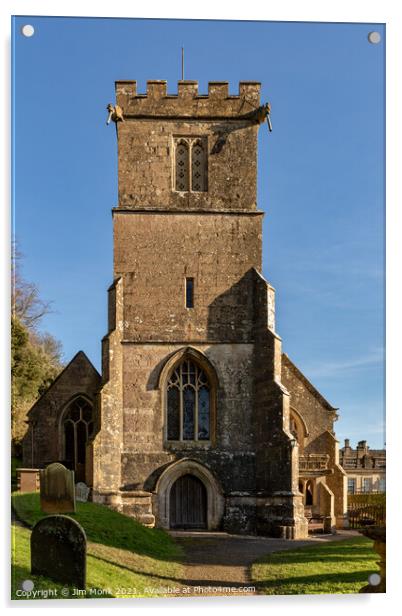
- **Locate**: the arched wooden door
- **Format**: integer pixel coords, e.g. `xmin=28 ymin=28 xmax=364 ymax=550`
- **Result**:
xmin=170 ymin=474 xmax=207 ymax=529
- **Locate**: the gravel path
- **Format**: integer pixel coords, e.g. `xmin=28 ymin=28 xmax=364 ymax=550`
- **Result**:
xmin=170 ymin=530 xmax=359 ymax=596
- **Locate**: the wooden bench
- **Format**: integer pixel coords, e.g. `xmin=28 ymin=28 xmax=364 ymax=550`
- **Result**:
xmin=305 ymin=510 xmax=326 ymax=533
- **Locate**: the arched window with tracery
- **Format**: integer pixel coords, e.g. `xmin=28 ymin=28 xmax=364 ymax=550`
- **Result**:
xmin=175 ymin=140 xmax=189 ymax=191
xmin=167 ymin=359 xmax=211 ymax=441
xmin=174 ymin=137 xmax=207 ymax=192
xmin=62 ymin=397 xmax=94 ymax=473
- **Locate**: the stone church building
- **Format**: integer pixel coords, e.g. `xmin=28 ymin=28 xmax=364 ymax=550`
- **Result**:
xmin=23 ymin=79 xmax=347 ymax=538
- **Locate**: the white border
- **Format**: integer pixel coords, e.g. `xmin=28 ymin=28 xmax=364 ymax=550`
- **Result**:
xmin=2 ymin=1 xmax=401 ymax=614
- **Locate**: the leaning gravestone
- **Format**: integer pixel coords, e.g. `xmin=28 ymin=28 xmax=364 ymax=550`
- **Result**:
xmin=40 ymin=463 xmax=76 ymax=513
xmin=75 ymin=482 xmax=90 ymax=502
xmin=31 ymin=515 xmax=86 ymax=589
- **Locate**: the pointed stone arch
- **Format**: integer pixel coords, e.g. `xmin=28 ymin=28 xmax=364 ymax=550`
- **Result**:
xmin=290 ymin=406 xmax=309 ymax=453
xmin=158 ymin=346 xmax=218 ymax=389
xmin=154 ymin=458 xmax=224 ymax=530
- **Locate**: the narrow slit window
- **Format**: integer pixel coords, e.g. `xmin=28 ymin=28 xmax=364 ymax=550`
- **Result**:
xmin=186 ymin=278 xmax=194 ymax=308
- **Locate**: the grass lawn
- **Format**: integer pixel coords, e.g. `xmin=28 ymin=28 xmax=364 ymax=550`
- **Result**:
xmin=12 ymin=492 xmax=185 ymax=600
xmin=252 ymin=537 xmax=378 ymax=595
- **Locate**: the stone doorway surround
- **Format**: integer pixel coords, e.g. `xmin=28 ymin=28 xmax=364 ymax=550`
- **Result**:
xmin=154 ymin=458 xmax=225 ymax=530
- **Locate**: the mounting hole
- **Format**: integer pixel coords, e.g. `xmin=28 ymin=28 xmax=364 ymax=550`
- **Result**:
xmin=368 ymin=573 xmax=381 ymax=586
xmin=21 ymin=24 xmax=35 ymax=37
xmin=368 ymin=31 xmax=381 ymax=44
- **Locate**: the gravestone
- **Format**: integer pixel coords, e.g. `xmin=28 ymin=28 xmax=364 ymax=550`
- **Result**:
xmin=31 ymin=515 xmax=86 ymax=589
xmin=75 ymin=482 xmax=90 ymax=502
xmin=40 ymin=463 xmax=76 ymax=513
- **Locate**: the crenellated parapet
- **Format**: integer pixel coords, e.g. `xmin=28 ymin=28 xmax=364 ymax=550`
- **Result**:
xmin=115 ymin=80 xmax=261 ymax=118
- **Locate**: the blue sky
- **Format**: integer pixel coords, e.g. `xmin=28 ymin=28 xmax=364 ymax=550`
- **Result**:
xmin=12 ymin=16 xmax=385 ymax=448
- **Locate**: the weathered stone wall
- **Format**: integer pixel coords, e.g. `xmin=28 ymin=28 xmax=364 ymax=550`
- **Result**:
xmin=316 ymin=481 xmax=336 ymax=532
xmin=319 ymin=431 xmax=348 ymax=526
xmin=120 ymin=342 xmax=255 ymax=487
xmin=90 ymin=278 xmax=124 ymax=500
xmin=252 ymin=273 xmax=307 ymax=537
xmin=281 ymin=354 xmax=337 ymax=451
xmin=281 ymin=356 xmax=347 ymax=527
xmin=114 ymin=212 xmax=262 ymax=342
xmin=22 ymin=352 xmax=101 ymax=468
xmin=115 ymin=80 xmax=260 ymax=211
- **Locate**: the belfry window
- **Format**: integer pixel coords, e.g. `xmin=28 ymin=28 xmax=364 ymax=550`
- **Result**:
xmin=174 ymin=137 xmax=207 ymax=192
xmin=175 ymin=140 xmax=189 ymax=191
xmin=167 ymin=359 xmax=211 ymax=441
xmin=191 ymin=140 xmax=207 ymax=191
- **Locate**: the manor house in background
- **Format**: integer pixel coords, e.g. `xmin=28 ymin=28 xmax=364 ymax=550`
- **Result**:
xmin=339 ymin=439 xmax=386 ymax=494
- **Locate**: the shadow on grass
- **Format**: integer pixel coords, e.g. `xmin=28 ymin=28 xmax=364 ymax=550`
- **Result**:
xmin=12 ymin=492 xmax=181 ymax=563
xmin=88 ymin=549 xmax=183 ymax=584
xmin=88 ymin=551 xmax=249 ymax=589
xmin=257 ymin=552 xmax=375 ymax=567
xmin=254 ymin=539 xmax=374 ymax=566
xmin=255 ymin=569 xmax=375 ymax=594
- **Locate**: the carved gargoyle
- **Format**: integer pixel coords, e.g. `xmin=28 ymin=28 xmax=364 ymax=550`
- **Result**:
xmin=106 ymin=104 xmax=124 ymax=125
xmin=253 ymin=102 xmax=270 ymax=124
xmin=254 ymin=102 xmax=272 ymax=131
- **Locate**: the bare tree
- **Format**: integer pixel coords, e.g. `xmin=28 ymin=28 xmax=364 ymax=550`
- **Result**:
xmin=11 ymin=241 xmax=53 ymax=328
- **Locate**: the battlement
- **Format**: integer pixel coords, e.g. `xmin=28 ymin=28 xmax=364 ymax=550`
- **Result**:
xmin=115 ymin=80 xmax=261 ymax=118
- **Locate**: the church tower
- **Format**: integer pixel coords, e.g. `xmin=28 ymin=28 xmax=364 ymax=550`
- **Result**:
xmin=89 ymin=79 xmax=308 ymax=538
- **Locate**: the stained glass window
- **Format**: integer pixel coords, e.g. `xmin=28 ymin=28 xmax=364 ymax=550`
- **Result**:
xmin=167 ymin=387 xmax=180 ymax=440
xmin=166 ymin=359 xmax=211 ymax=441
xmin=198 ymin=386 xmax=210 ymax=440
xmin=183 ymin=387 xmax=195 ymax=439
